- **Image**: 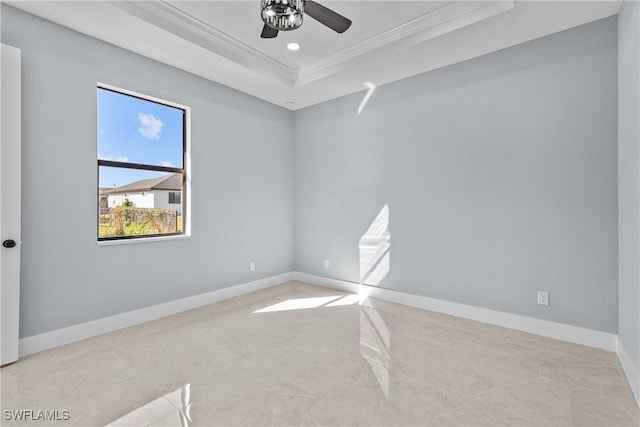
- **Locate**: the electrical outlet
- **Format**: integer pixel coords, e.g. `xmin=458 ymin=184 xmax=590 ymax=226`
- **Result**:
xmin=249 ymin=262 xmax=255 ymax=272
xmin=537 ymin=291 xmax=549 ymax=306
xmin=323 ymin=259 xmax=330 ymax=269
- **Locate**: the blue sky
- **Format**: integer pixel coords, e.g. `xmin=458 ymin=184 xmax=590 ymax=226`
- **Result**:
xmin=97 ymin=88 xmax=184 ymax=188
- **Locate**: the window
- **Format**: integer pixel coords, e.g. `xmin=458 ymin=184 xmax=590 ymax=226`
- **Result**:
xmin=97 ymin=85 xmax=189 ymax=241
xmin=169 ymin=192 xmax=181 ymax=204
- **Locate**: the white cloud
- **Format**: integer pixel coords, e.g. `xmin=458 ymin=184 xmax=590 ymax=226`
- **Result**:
xmin=98 ymin=153 xmax=128 ymax=162
xmin=137 ymin=113 xmax=164 ymax=139
xmin=161 ymin=161 xmax=174 ymax=167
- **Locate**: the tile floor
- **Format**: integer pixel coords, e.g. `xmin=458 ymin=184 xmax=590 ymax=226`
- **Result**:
xmin=1 ymin=281 xmax=638 ymax=426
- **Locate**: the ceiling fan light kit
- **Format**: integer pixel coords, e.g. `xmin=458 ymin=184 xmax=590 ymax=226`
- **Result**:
xmin=260 ymin=0 xmax=352 ymax=39
xmin=261 ymin=0 xmax=304 ymax=31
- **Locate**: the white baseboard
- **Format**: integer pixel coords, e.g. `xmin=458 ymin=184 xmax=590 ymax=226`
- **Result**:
xmin=19 ymin=270 xmax=621 ymax=365
xmin=617 ymin=337 xmax=640 ymax=407
xmin=19 ymin=272 xmax=294 ymax=357
xmin=293 ymin=272 xmax=617 ymax=352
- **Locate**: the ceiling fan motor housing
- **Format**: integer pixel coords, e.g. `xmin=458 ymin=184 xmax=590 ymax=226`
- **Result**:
xmin=261 ymin=0 xmax=304 ymax=31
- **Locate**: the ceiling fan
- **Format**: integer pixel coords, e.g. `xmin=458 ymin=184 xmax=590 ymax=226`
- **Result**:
xmin=260 ymin=0 xmax=352 ymax=39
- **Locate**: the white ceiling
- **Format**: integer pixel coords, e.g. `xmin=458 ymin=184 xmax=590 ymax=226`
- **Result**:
xmin=7 ymin=1 xmax=621 ymax=110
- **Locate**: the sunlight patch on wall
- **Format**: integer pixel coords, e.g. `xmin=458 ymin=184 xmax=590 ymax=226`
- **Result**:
xmin=359 ymin=204 xmax=390 ymax=286
xmin=358 ymin=204 xmax=392 ymax=398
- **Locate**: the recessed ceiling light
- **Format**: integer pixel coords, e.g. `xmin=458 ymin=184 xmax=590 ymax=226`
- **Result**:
xmin=287 ymin=42 xmax=301 ymax=51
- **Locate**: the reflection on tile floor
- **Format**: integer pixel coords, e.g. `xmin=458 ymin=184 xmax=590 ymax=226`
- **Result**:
xmin=1 ymin=281 xmax=638 ymax=426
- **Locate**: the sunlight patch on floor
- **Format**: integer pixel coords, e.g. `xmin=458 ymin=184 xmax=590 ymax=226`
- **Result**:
xmin=254 ymin=296 xmax=344 ymax=313
xmin=325 ymin=294 xmax=361 ymax=307
xmin=360 ymin=307 xmax=392 ymax=398
xmin=106 ymin=384 xmax=192 ymax=427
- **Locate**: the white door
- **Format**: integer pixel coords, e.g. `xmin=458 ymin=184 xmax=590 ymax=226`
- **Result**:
xmin=1 ymin=43 xmax=22 ymax=366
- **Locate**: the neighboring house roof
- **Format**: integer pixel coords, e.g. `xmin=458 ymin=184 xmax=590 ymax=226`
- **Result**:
xmin=99 ymin=187 xmax=112 ymax=195
xmin=107 ymin=173 xmax=182 ymax=194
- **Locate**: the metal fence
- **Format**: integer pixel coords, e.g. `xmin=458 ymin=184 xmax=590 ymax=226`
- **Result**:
xmin=100 ymin=207 xmax=178 ymax=236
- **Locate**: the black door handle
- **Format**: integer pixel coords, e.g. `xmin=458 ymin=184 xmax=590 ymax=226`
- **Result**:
xmin=2 ymin=240 xmax=16 ymax=248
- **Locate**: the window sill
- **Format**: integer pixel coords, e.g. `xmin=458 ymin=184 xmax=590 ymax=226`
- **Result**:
xmin=97 ymin=233 xmax=190 ymax=246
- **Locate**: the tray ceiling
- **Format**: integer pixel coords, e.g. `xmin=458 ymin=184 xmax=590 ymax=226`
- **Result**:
xmin=6 ymin=1 xmax=622 ymax=110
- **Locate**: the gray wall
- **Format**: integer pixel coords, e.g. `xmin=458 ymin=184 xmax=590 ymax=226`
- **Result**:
xmin=1 ymin=5 xmax=295 ymax=338
xmin=1 ymin=5 xmax=623 ymax=339
xmin=294 ymin=17 xmax=619 ymax=333
xmin=618 ymin=0 xmax=640 ymax=390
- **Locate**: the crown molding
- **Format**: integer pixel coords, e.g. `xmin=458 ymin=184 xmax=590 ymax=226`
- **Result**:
xmin=108 ymin=1 xmax=296 ymax=86
xmin=5 ymin=0 xmax=619 ymax=109
xmin=108 ymin=1 xmax=512 ymax=89
xmin=295 ymin=0 xmax=514 ymax=86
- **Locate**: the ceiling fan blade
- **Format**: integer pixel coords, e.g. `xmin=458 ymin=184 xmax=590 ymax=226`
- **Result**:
xmin=261 ymin=24 xmax=279 ymax=38
xmin=304 ymin=0 xmax=352 ymax=33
